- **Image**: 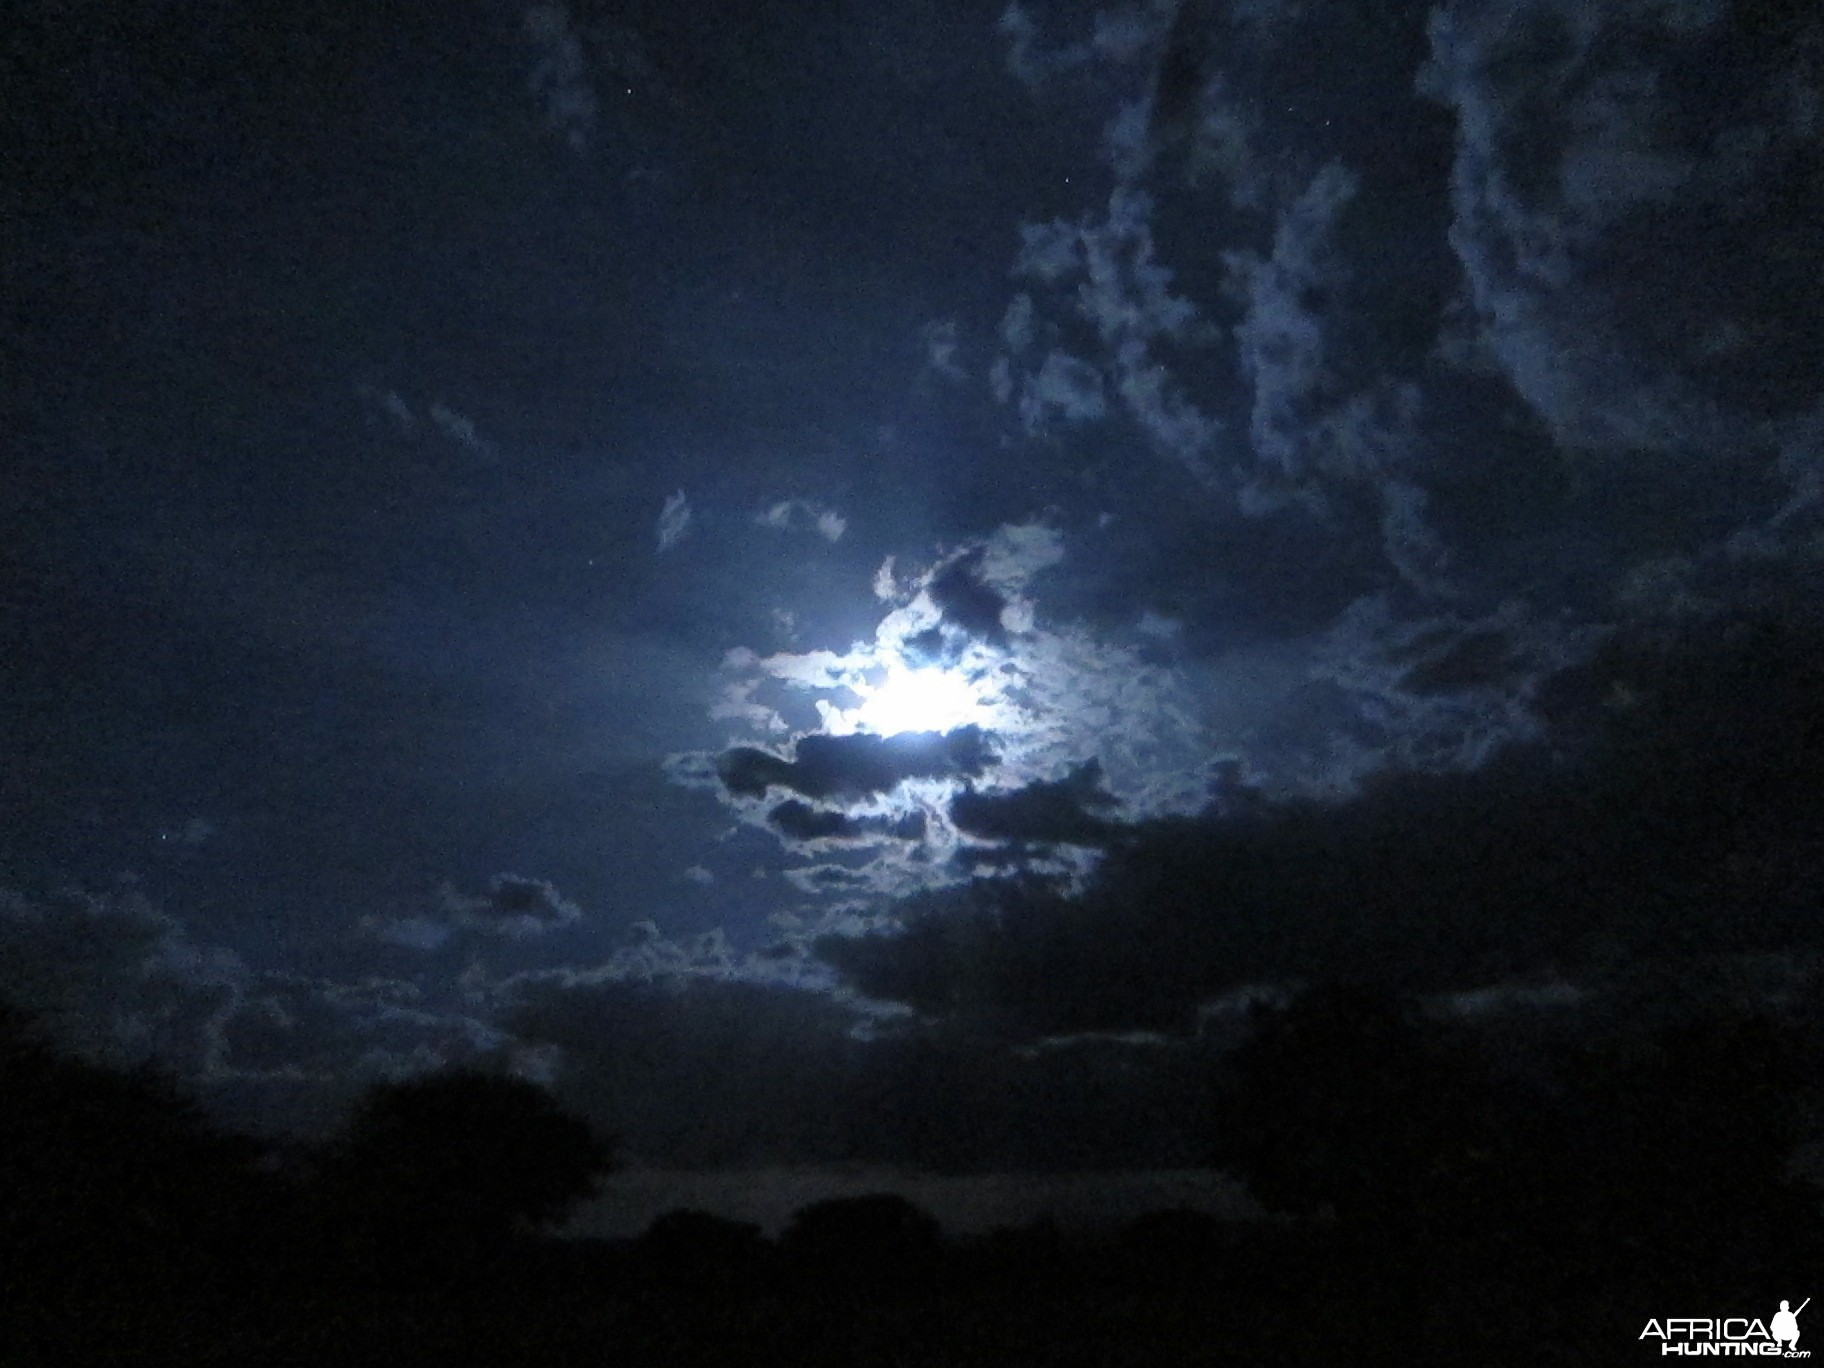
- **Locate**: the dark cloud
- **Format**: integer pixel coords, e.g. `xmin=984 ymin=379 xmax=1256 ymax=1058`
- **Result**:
xmin=1151 ymin=0 xmax=1219 ymax=149
xmin=210 ymin=971 xmax=501 ymax=1105
xmin=503 ymin=967 xmax=1224 ymax=1171
xmin=1307 ymin=593 xmax=1601 ymax=775
xmin=0 ymin=885 xmax=243 ymax=1075
xmin=769 ymin=801 xmax=857 ymax=842
xmin=363 ymin=874 xmax=584 ymax=949
xmin=502 ymin=973 xmax=863 ymax=1166
xmin=928 ymin=550 xmax=1012 ymax=644
xmin=716 ymin=726 xmax=998 ymax=802
xmin=1418 ymin=0 xmax=1824 ymax=450
xmin=1395 ymin=626 xmax=1518 ymax=695
xmin=0 ymin=886 xmax=512 ymax=1140
xmin=821 ymin=613 xmax=1824 ymax=1038
xmin=474 ymin=874 xmax=582 ymax=926
xmin=768 ymin=800 xmax=926 ymax=846
xmin=949 ymin=760 xmax=1121 ymax=847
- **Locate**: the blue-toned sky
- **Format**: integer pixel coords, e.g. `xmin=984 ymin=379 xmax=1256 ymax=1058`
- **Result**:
xmin=4 ymin=0 xmax=1821 ymax=1216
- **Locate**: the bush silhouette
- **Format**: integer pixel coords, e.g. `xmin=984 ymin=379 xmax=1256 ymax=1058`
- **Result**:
xmin=636 ymin=1209 xmax=771 ymax=1289
xmin=779 ymin=1192 xmax=944 ymax=1273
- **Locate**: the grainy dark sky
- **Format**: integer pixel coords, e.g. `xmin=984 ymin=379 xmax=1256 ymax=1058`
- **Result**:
xmin=3 ymin=0 xmax=1821 ymax=1207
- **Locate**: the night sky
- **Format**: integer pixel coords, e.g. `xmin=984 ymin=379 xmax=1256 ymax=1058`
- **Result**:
xmin=5 ymin=0 xmax=1822 ymax=1232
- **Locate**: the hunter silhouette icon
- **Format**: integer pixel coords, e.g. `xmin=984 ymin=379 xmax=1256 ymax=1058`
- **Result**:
xmin=1772 ymin=1298 xmax=1807 ymax=1350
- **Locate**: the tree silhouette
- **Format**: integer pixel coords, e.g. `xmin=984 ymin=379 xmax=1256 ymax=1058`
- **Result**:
xmin=311 ymin=1068 xmax=614 ymax=1282
xmin=0 ymin=1003 xmax=278 ymax=1357
xmin=1207 ymin=985 xmax=1510 ymax=1231
xmin=1543 ymin=1009 xmax=1820 ymax=1293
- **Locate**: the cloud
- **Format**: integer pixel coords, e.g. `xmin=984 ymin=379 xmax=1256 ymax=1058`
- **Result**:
xmin=356 ymin=383 xmax=419 ymax=436
xmin=361 ymin=874 xmax=584 ymax=951
xmin=1184 ymin=80 xmax=1272 ymax=208
xmin=0 ymin=885 xmax=511 ymax=1141
xmin=920 ymin=318 xmax=967 ymax=382
xmin=362 ymin=916 xmax=453 ymax=952
xmin=1306 ymin=594 xmax=1605 ymax=778
xmin=1010 ymin=190 xmax=1224 ymax=489
xmin=1224 ymin=161 xmax=1359 ymax=488
xmin=1135 ymin=610 xmax=1179 ymax=640
xmin=1376 ymin=477 xmax=1454 ymax=598
xmin=442 ymin=874 xmax=583 ymax=936
xmin=355 ymin=386 xmax=498 ymax=468
xmin=426 ymin=402 xmax=494 ymax=460
xmin=0 ymin=884 xmax=244 ymax=1075
xmin=768 ymin=800 xmax=927 ymax=846
xmin=215 ymin=972 xmax=489 ymax=1079
xmin=503 ymin=973 xmax=864 ymax=1165
xmin=717 ymin=727 xmax=999 ymax=803
xmin=1417 ymin=0 xmax=1821 ymax=455
xmin=819 ymin=609 xmax=1824 ymax=1037
xmin=999 ymin=293 xmax=1036 ymax=354
xmin=996 ymin=2 xmax=1092 ymax=92
xmin=524 ymin=3 xmax=598 ymax=151
xmin=158 ymin=817 xmax=217 ymax=846
xmin=656 ymin=490 xmax=691 ymax=552
xmin=1013 ymin=219 xmax=1083 ymax=281
xmin=986 ymin=0 xmax=1820 ymax=614
xmin=978 ymin=521 xmax=1066 ymax=596
xmin=500 ymin=960 xmax=1234 ymax=1170
xmin=675 ymin=521 xmax=1218 ymax=911
xmin=928 ymin=550 xmax=1014 ymax=645
xmin=0 ymin=872 xmax=1230 ymax=1169
xmin=949 ymin=761 xmax=1121 ymax=848
xmin=47 ymin=601 xmax=1815 ymax=1172
xmin=757 ymin=498 xmax=846 ymax=543
xmin=1212 ymin=166 xmax=1457 ymax=591
xmin=1017 ymin=351 xmax=1108 ymax=436
xmin=997 ymin=0 xmax=1171 ymax=94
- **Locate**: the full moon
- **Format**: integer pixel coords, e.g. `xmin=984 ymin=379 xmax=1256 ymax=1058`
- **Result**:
xmin=854 ymin=664 xmax=985 ymax=736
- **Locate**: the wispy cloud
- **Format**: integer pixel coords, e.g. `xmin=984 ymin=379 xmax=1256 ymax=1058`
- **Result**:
xmin=524 ymin=3 xmax=598 ymax=151
xmin=1415 ymin=0 xmax=1805 ymax=457
xmin=756 ymin=498 xmax=846 ymax=543
xmin=1006 ymin=188 xmax=1225 ymax=489
xmin=355 ymin=386 xmax=496 ymax=462
xmin=1016 ymin=351 xmax=1108 ymax=435
xmin=997 ymin=0 xmax=1170 ymax=93
xmin=656 ymin=490 xmax=691 ymax=552
xmin=1225 ymin=161 xmax=1358 ymax=488
xmin=426 ymin=402 xmax=494 ymax=461
xmin=920 ymin=318 xmax=967 ymax=382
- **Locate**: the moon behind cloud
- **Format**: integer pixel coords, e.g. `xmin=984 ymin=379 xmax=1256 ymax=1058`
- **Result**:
xmin=676 ymin=525 xmax=1224 ymax=916
xmin=849 ymin=663 xmax=990 ymax=738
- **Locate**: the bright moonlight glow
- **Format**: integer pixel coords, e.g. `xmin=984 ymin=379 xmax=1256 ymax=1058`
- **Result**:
xmin=854 ymin=665 xmax=983 ymax=736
